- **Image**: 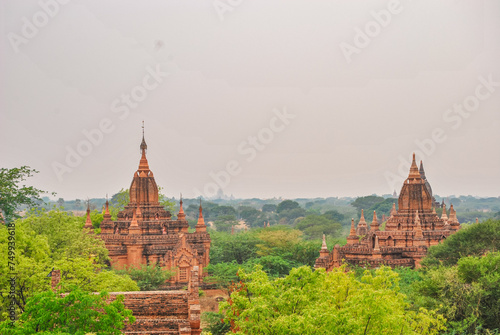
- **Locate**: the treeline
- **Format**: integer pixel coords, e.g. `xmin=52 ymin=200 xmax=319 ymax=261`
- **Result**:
xmin=205 ymin=219 xmax=500 ymax=335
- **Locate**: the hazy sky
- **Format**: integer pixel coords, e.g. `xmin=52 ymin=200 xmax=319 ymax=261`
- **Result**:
xmin=1 ymin=0 xmax=499 ymax=200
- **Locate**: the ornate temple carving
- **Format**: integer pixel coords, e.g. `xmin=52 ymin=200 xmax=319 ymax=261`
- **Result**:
xmin=315 ymin=153 xmax=460 ymax=270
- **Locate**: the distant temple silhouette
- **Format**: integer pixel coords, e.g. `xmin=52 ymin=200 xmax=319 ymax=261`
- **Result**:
xmin=315 ymin=153 xmax=460 ymax=269
xmin=86 ymin=125 xmax=211 ymax=287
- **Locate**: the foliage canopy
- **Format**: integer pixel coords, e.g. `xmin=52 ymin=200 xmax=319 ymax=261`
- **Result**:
xmin=221 ymin=265 xmax=446 ymax=335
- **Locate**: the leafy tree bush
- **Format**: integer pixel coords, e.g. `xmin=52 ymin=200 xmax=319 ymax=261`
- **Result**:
xmin=209 ymin=231 xmax=260 ymax=265
xmin=221 ymin=265 xmax=446 ymax=334
xmin=202 ymin=312 xmax=231 ymax=335
xmin=261 ymin=204 xmax=277 ymax=213
xmin=213 ymin=215 xmax=238 ymax=233
xmin=322 ymin=209 xmax=345 ymax=223
xmin=0 ymin=166 xmax=47 ymax=224
xmin=370 ymin=198 xmax=398 ymax=219
xmin=422 ymin=219 xmax=500 ymax=267
xmin=255 ymin=227 xmax=303 ymax=257
xmin=0 ymin=287 xmax=135 ymax=335
xmin=0 ymin=210 xmax=139 ymax=320
xmin=351 ymin=195 xmax=385 ymax=214
xmin=276 ymin=200 xmax=300 ymax=213
xmin=294 ymin=214 xmax=342 ymax=239
xmin=278 ymin=207 xmax=306 ymax=225
xmin=205 ymin=261 xmax=244 ymax=289
xmin=245 ymin=255 xmax=298 ymax=278
xmin=411 ymin=252 xmax=500 ymax=334
xmin=114 ymin=265 xmax=175 ymax=291
xmin=212 ymin=206 xmax=237 ymax=218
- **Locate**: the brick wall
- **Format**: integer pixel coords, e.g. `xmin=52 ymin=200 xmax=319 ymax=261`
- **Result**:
xmin=108 ymin=290 xmax=198 ymax=335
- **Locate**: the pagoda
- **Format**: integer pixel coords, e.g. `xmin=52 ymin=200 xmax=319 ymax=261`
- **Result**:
xmin=97 ymin=126 xmax=211 ymax=287
xmin=315 ymin=153 xmax=460 ymax=270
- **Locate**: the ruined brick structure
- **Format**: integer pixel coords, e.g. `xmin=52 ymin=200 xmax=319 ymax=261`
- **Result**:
xmin=315 ymin=154 xmax=460 ymax=270
xmin=52 ymin=267 xmax=202 ymax=335
xmin=109 ymin=267 xmax=201 ymax=335
xmin=97 ymin=128 xmax=211 ymax=287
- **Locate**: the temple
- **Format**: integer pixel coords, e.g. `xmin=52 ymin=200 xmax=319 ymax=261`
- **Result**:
xmin=96 ymin=126 xmax=211 ymax=287
xmin=315 ymin=153 xmax=460 ymax=270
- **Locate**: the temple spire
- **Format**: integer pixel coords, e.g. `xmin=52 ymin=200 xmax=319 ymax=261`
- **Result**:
xmin=370 ymin=210 xmax=379 ymax=231
xmin=140 ymin=121 xmax=147 ymax=154
xmin=419 ymin=160 xmax=426 ymax=179
xmin=177 ymin=194 xmax=186 ymax=221
xmin=347 ymin=218 xmax=359 ymax=245
xmin=321 ymin=234 xmax=328 ymax=250
xmin=360 ymin=209 xmax=366 ymax=223
xmin=408 ymin=153 xmax=421 ymax=180
xmin=129 ymin=206 xmax=140 ymax=234
xmin=138 ymin=122 xmax=150 ymax=174
xmin=104 ymin=195 xmax=110 ymax=216
xmin=356 ymin=209 xmax=368 ymax=236
xmin=349 ymin=218 xmax=356 ymax=236
xmin=390 ymin=203 xmax=397 ymax=217
xmin=196 ymin=199 xmax=206 ymax=232
xmin=319 ymin=234 xmax=329 ymax=257
xmin=441 ymin=203 xmax=448 ymax=221
xmin=448 ymin=204 xmax=460 ymax=230
xmin=84 ymin=200 xmax=93 ymax=230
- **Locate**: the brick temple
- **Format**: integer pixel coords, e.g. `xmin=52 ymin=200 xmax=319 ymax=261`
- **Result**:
xmin=97 ymin=129 xmax=211 ymax=287
xmin=315 ymin=153 xmax=460 ymax=270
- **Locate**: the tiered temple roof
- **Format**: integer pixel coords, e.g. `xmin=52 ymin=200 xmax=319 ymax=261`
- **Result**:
xmin=94 ymin=126 xmax=210 ymax=287
xmin=315 ymin=153 xmax=460 ymax=270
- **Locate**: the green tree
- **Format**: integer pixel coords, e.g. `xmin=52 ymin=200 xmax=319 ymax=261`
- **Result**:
xmin=276 ymin=200 xmax=300 ymax=213
xmin=213 ymin=215 xmax=238 ymax=233
xmin=114 ymin=265 xmax=175 ymax=291
xmin=212 ymin=206 xmax=237 ymax=218
xmin=412 ymin=252 xmax=500 ymax=333
xmin=237 ymin=206 xmax=260 ymax=227
xmin=0 ymin=166 xmax=48 ymax=224
xmin=158 ymin=186 xmax=175 ymax=213
xmin=0 ymin=287 xmax=135 ymax=335
xmin=245 ymin=255 xmax=297 ymax=278
xmin=255 ymin=227 xmax=302 ymax=257
xmin=256 ymin=227 xmax=338 ymax=269
xmin=295 ymin=214 xmax=342 ymax=239
xmin=278 ymin=207 xmax=306 ymax=225
xmin=0 ymin=210 xmax=138 ymax=320
xmin=110 ymin=188 xmax=129 ymax=211
xmin=84 ymin=209 xmax=104 ymax=229
xmin=209 ymin=231 xmax=260 ymax=265
xmin=422 ymin=219 xmax=500 ymax=267
xmin=351 ymin=195 xmax=385 ymax=214
xmin=322 ymin=209 xmax=345 ymax=222
xmin=370 ymin=198 xmax=397 ymax=219
xmin=20 ymin=209 xmax=108 ymax=262
xmin=221 ymin=265 xmax=446 ymax=335
xmin=56 ymin=198 xmax=65 ymax=208
xmin=262 ymin=204 xmax=277 ymax=213
xmin=205 ymin=261 xmax=246 ymax=289
xmin=74 ymin=199 xmax=82 ymax=210
xmin=202 ymin=312 xmax=231 ymax=335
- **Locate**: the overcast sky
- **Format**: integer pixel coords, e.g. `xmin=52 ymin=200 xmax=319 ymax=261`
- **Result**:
xmin=1 ymin=0 xmax=499 ymax=200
